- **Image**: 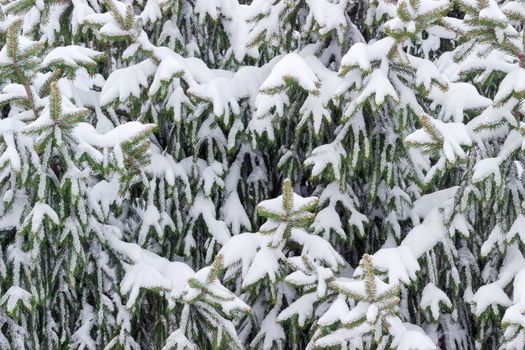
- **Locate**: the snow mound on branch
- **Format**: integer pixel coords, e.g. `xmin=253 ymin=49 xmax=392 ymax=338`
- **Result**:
xmin=259 ymin=53 xmax=319 ymax=94
xmin=104 ymin=226 xmax=195 ymax=308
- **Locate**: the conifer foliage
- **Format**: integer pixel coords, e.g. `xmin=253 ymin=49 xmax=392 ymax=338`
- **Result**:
xmin=0 ymin=0 xmax=523 ymax=349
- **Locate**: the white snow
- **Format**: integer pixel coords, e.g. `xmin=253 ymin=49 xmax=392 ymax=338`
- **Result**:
xmin=100 ymin=60 xmax=157 ymax=105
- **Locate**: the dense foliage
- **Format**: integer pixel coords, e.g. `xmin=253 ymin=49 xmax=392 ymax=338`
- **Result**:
xmin=0 ymin=0 xmax=524 ymax=349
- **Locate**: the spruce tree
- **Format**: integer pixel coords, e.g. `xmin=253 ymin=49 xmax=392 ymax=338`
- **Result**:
xmin=1 ymin=0 xmax=524 ymax=349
